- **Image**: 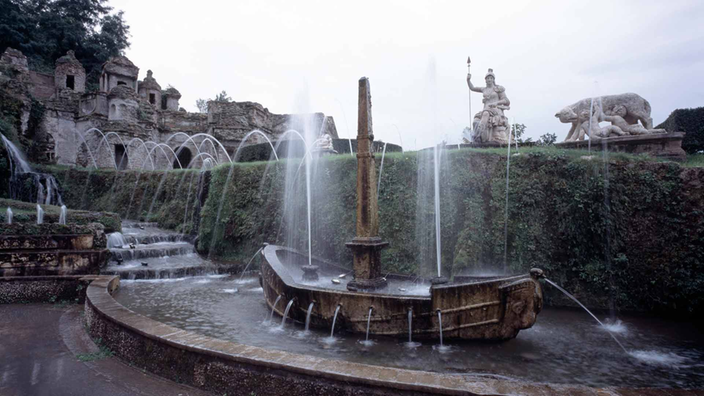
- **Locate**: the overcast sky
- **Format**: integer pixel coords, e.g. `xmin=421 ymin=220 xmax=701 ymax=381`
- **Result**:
xmin=112 ymin=0 xmax=704 ymax=149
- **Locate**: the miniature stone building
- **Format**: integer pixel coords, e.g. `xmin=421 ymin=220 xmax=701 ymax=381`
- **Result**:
xmin=54 ymin=51 xmax=85 ymax=93
xmin=100 ymin=56 xmax=138 ymax=92
xmin=137 ymin=70 xmax=161 ymax=107
xmin=0 ymin=48 xmax=338 ymax=170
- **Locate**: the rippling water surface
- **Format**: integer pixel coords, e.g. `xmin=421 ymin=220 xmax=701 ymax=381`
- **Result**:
xmin=114 ymin=275 xmax=704 ymax=388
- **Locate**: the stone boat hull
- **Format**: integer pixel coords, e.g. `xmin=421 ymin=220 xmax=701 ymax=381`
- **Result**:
xmin=260 ymin=245 xmax=543 ymax=341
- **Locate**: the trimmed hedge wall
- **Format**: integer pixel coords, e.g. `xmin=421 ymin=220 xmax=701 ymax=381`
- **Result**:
xmin=7 ymin=147 xmax=704 ymax=316
xmin=657 ymin=107 xmax=704 ymax=154
xmin=196 ymin=148 xmax=704 ymax=316
xmin=233 ymin=138 xmax=402 ymax=162
xmin=35 ymin=166 xmax=203 ymax=234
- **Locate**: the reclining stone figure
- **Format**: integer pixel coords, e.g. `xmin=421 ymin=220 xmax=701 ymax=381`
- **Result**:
xmin=556 ymin=93 xmax=653 ymax=141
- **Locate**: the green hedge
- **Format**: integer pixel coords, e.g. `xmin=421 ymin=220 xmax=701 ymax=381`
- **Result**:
xmin=233 ymin=139 xmax=402 ymax=162
xmin=36 ymin=166 xmax=203 ymax=234
xmin=196 ymin=148 xmax=704 ymax=316
xmin=657 ymin=107 xmax=704 ymax=154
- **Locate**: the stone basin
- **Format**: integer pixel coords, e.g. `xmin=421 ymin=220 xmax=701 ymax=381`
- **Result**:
xmin=260 ymin=244 xmax=543 ymax=340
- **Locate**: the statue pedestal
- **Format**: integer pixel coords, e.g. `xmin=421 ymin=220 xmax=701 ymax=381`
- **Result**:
xmin=345 ymin=237 xmax=388 ymax=291
xmin=312 ymin=148 xmax=338 ymax=158
xmin=556 ymin=132 xmax=686 ymax=161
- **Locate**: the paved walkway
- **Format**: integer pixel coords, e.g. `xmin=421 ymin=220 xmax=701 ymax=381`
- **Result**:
xmin=0 ymin=304 xmax=211 ymax=396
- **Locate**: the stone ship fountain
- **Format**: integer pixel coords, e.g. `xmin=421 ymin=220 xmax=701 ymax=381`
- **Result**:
xmin=260 ymin=77 xmax=543 ymax=340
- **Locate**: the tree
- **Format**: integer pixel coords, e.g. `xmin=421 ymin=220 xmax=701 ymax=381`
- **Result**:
xmin=538 ymin=133 xmax=557 ymax=146
xmin=195 ymin=90 xmax=232 ymax=113
xmin=0 ymin=0 xmax=130 ymax=88
xmin=214 ymin=90 xmax=231 ymax=102
xmin=195 ymin=99 xmax=208 ymax=113
xmin=510 ymin=123 xmax=532 ymax=143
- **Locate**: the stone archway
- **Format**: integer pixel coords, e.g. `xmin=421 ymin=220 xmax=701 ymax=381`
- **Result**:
xmin=174 ymin=147 xmax=192 ymax=169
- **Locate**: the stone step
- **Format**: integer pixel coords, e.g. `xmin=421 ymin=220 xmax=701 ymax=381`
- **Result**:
xmin=0 ymin=234 xmax=95 ymax=251
xmin=110 ymin=242 xmax=194 ymax=261
xmin=0 ymin=249 xmax=108 ymax=276
xmin=120 ymin=234 xmax=185 ymax=246
xmin=103 ymin=265 xmax=234 ymax=280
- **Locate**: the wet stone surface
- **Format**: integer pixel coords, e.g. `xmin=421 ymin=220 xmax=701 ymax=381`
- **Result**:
xmin=114 ymin=275 xmax=704 ymax=389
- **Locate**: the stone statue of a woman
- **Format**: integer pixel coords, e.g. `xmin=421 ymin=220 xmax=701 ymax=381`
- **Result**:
xmin=466 ymin=68 xmax=510 ymax=144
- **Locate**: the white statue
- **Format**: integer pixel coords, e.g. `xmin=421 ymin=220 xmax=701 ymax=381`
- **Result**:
xmin=466 ymin=68 xmax=510 ymax=144
xmin=556 ymin=93 xmax=659 ymax=141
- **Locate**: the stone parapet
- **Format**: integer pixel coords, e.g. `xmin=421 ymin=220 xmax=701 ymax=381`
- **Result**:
xmin=81 ymin=275 xmax=659 ymax=395
xmin=0 ymin=274 xmax=104 ymax=303
xmin=556 ymin=132 xmax=687 ymax=161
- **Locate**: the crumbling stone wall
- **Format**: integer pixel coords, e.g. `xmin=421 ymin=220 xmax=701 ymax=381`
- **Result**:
xmin=54 ymin=50 xmax=85 ymax=93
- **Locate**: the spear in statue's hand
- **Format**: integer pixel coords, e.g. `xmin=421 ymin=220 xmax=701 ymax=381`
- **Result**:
xmin=467 ymin=56 xmax=472 ymax=132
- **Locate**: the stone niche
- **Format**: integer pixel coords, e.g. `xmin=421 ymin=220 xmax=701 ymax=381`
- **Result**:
xmin=137 ymin=70 xmax=161 ymax=108
xmin=107 ymin=85 xmax=140 ymax=122
xmin=54 ymin=50 xmax=85 ymax=93
xmin=100 ymin=56 xmax=139 ymax=93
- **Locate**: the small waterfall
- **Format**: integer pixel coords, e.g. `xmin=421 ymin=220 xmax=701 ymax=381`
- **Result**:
xmin=544 ymin=278 xmax=627 ymax=353
xmin=305 ymin=302 xmax=315 ymax=331
xmin=405 ymin=308 xmax=420 ymax=348
xmin=239 ymin=246 xmax=264 ymax=282
xmin=365 ymin=307 xmax=373 ymax=342
xmin=377 ymin=142 xmax=388 ymax=198
xmin=437 ymin=309 xmax=444 ymax=347
xmin=59 ymin=205 xmax=67 ymax=225
xmin=6 ymin=207 xmax=12 ymax=224
xmin=1 ymin=134 xmax=63 ymax=205
xmin=503 ymin=130 xmax=512 ymax=273
xmin=107 ymin=232 xmax=126 ymax=249
xmin=433 ymin=145 xmax=442 ymax=278
xmin=330 ymin=304 xmax=341 ymax=338
xmin=269 ymin=295 xmax=282 ymax=323
xmin=36 ymin=204 xmax=44 ymax=224
xmin=280 ymin=299 xmax=295 ymax=327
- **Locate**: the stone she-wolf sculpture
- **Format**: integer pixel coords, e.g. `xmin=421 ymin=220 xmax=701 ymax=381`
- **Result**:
xmin=465 ymin=68 xmax=510 ymax=144
xmin=556 ymin=93 xmax=664 ymax=141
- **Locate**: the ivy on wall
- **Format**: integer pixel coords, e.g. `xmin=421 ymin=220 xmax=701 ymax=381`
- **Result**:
xmin=9 ymin=148 xmax=704 ymax=317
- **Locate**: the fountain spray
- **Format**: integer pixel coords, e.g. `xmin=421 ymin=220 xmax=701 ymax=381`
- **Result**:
xmin=467 ymin=56 xmax=472 ymax=132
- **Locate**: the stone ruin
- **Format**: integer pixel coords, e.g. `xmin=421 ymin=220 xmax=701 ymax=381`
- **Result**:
xmin=0 ymin=48 xmax=338 ymax=170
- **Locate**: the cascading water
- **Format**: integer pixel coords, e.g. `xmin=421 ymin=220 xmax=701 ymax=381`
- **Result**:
xmin=377 ymin=142 xmax=388 ymax=198
xmin=437 ymin=309 xmax=444 ymax=347
xmin=364 ymin=307 xmax=373 ymax=344
xmin=503 ymin=129 xmax=512 ymax=272
xmin=544 ymin=278 xmax=627 ymax=353
xmin=5 ymin=207 xmax=12 ymax=224
xmin=59 ymin=205 xmax=67 ymax=225
xmin=1 ymin=134 xmax=63 ymax=205
xmin=433 ymin=145 xmax=442 ymax=278
xmin=305 ymin=302 xmax=315 ymax=331
xmin=36 ymin=204 xmax=44 ymax=224
xmin=404 ymin=308 xmax=421 ymax=348
xmin=238 ymin=246 xmax=265 ymax=282
xmin=280 ymin=299 xmax=295 ymax=327
xmin=107 ymin=232 xmax=127 ymax=249
xmin=269 ymin=295 xmax=282 ymax=323
xmin=601 ymin=132 xmax=617 ymax=320
xmin=330 ymin=304 xmax=341 ymax=338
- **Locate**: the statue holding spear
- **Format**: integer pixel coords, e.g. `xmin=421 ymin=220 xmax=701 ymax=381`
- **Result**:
xmin=464 ymin=59 xmax=511 ymax=144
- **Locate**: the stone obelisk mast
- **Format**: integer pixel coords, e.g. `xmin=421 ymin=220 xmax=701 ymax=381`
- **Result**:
xmin=346 ymin=77 xmax=389 ymax=291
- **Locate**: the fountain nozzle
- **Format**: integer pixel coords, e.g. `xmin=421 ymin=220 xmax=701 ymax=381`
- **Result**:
xmin=530 ymin=268 xmax=545 ymax=279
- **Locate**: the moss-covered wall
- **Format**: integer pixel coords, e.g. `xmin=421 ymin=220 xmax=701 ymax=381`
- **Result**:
xmin=196 ymin=148 xmax=704 ymax=317
xmin=13 ymin=147 xmax=704 ymax=316
xmin=37 ymin=165 xmax=203 ymax=234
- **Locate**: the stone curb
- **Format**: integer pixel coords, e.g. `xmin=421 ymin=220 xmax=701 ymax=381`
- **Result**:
xmin=82 ymin=275 xmax=642 ymax=396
